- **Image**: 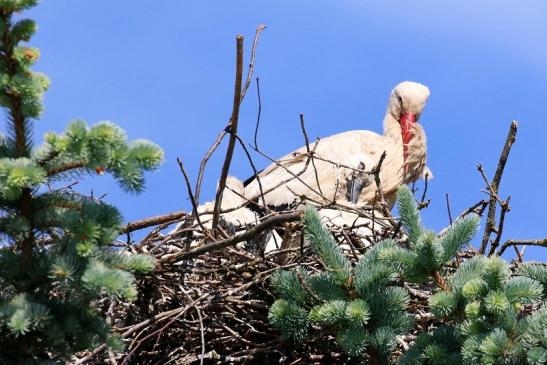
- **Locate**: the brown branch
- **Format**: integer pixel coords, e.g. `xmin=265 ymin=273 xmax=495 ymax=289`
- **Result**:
xmin=479 ymin=121 xmax=518 ymax=254
xmin=252 ymin=141 xmax=326 ymax=202
xmin=194 ymin=25 xmax=265 ymax=204
xmin=420 ymin=172 xmax=430 ymax=204
xmin=445 ymin=193 xmax=453 ymax=225
xmin=433 ymin=271 xmax=449 ymax=291
xmin=488 ymin=196 xmax=511 ymax=256
xmin=121 ymin=210 xmax=188 ymax=233
xmin=498 ymin=238 xmax=547 ymax=256
xmin=300 ymin=113 xmax=323 ymax=197
xmin=46 ymin=160 xmax=87 ymax=177
xmin=194 ymin=130 xmax=228 ymax=205
xmin=241 ymin=24 xmax=266 ymax=101
xmin=253 ymin=77 xmax=262 ymax=149
xmin=120 ymin=294 xmax=209 ymax=365
xmin=231 ymin=134 xmax=267 ymax=208
xmin=161 ymin=211 xmax=302 ymax=262
xmin=177 ymin=157 xmax=206 ymax=232
xmin=212 ymin=35 xmax=244 ymax=229
xmin=372 ymin=151 xmax=388 ymax=209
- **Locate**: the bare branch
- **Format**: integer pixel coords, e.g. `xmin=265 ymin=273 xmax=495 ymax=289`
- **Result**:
xmin=212 ymin=35 xmax=245 ymax=229
xmin=300 ymin=113 xmax=323 ymax=197
xmin=498 ymin=238 xmax=547 ymax=256
xmin=241 ymin=25 xmax=266 ymax=101
xmin=177 ymin=157 xmax=206 ymax=232
xmin=479 ymin=121 xmax=518 ymax=254
xmin=194 ymin=129 xmax=228 ymax=204
xmin=445 ymin=193 xmax=453 ymax=226
xmin=488 ymin=196 xmax=511 ymax=256
xmin=122 ymin=210 xmax=188 ymax=234
xmin=195 ymin=25 xmax=266 ymax=204
xmin=253 ymin=77 xmax=262 ymax=150
xmin=161 ymin=211 xmax=302 ymax=262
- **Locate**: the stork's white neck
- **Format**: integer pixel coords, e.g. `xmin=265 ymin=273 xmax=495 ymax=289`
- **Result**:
xmin=383 ymin=112 xmax=403 ymax=142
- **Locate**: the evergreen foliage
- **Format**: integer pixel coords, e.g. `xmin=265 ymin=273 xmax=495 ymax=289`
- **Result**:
xmin=269 ymin=207 xmax=413 ymax=362
xmin=0 ymin=1 xmax=163 ymax=363
xmin=269 ymin=186 xmax=547 ymax=363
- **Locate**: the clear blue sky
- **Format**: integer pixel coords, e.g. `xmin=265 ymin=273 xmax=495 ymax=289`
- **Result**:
xmin=24 ymin=1 xmax=547 ymax=260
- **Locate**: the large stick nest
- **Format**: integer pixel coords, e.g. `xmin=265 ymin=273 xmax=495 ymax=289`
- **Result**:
xmin=76 ymin=201 xmax=481 ymax=365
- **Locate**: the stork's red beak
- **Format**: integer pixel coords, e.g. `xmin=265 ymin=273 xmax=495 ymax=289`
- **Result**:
xmin=400 ymin=112 xmax=417 ymax=162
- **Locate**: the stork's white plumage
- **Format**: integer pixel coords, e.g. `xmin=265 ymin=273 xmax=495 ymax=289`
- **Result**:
xmin=171 ymin=176 xmax=257 ymax=234
xmin=244 ymin=81 xmax=431 ymax=208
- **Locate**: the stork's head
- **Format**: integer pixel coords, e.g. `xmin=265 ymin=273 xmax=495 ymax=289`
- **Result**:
xmin=388 ymin=81 xmax=430 ymax=123
xmin=387 ymin=81 xmax=430 ymax=153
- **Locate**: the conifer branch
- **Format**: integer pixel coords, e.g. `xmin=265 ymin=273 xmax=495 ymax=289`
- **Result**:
xmin=46 ymin=159 xmax=87 ymax=176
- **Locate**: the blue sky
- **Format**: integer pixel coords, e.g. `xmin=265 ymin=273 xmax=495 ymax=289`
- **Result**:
xmin=22 ymin=1 xmax=547 ymax=260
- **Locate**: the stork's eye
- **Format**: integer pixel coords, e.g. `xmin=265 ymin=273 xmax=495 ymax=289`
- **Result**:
xmin=397 ymin=95 xmax=403 ymax=107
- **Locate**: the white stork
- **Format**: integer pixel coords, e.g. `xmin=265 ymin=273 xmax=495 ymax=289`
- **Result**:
xmin=244 ymin=81 xmax=431 ymax=208
xmin=170 ymin=176 xmax=257 ymax=235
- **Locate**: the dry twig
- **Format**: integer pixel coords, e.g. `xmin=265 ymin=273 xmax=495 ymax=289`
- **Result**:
xmin=479 ymin=121 xmax=518 ymax=254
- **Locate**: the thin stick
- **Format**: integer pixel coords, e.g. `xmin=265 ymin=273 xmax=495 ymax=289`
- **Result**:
xmin=241 ymin=25 xmax=266 ymax=101
xmin=488 ymin=196 xmax=511 ymax=256
xmin=420 ymin=172 xmax=429 ymax=203
xmin=300 ymin=113 xmax=323 ymax=196
xmin=194 ymin=130 xmax=227 ymax=204
xmin=195 ymin=25 xmax=265 ymax=203
xmin=479 ymin=121 xmax=518 ymax=254
xmin=197 ymin=307 xmax=205 ymax=365
xmin=253 ymin=77 xmax=262 ymax=149
xmin=232 ymin=133 xmax=267 ymax=208
xmin=212 ymin=35 xmax=244 ymax=229
xmin=445 ymin=193 xmax=453 ymax=225
xmin=177 ymin=157 xmax=206 ymax=232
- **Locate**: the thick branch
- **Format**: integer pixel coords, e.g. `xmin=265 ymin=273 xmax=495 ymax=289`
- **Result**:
xmin=121 ymin=211 xmax=188 ymax=234
xmin=498 ymin=238 xmax=547 ymax=256
xmin=212 ymin=35 xmax=244 ymax=229
xmin=479 ymin=121 xmax=518 ymax=254
xmin=161 ymin=211 xmax=302 ymax=262
xmin=194 ymin=25 xmax=265 ymax=204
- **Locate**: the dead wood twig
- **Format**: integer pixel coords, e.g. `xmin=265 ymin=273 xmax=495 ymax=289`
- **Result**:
xmin=241 ymin=25 xmax=266 ymax=101
xmin=445 ymin=192 xmax=453 ymax=226
xmin=121 ymin=211 xmax=188 ymax=234
xmin=177 ymin=157 xmax=206 ymax=232
xmin=253 ymin=77 xmax=262 ymax=150
xmin=498 ymin=238 xmax=547 ymax=256
xmin=300 ymin=113 xmax=323 ymax=197
xmin=488 ymin=196 xmax=511 ymax=256
xmin=161 ymin=211 xmax=302 ymax=262
xmin=195 ymin=25 xmax=266 ymax=204
xmin=212 ymin=35 xmax=245 ymax=229
xmin=479 ymin=121 xmax=518 ymax=254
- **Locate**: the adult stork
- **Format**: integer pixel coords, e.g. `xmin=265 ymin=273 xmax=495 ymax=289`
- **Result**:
xmin=244 ymin=81 xmax=431 ymax=208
